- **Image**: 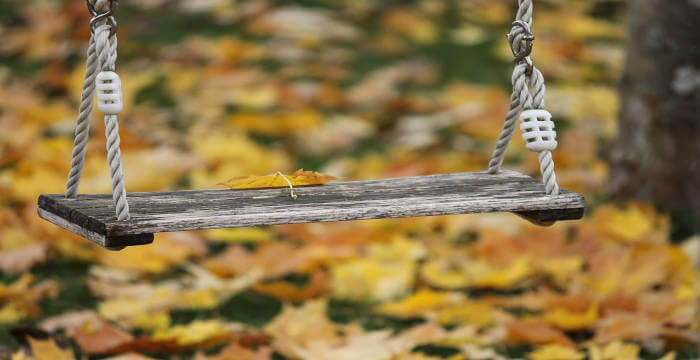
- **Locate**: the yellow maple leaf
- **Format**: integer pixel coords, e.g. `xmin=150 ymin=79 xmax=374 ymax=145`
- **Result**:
xmin=528 ymin=344 xmax=585 ymax=360
xmin=12 ymin=337 xmax=75 ymax=360
xmin=378 ymin=289 xmax=459 ymax=318
xmin=437 ymin=301 xmax=507 ymax=327
xmin=331 ymin=258 xmax=416 ymax=301
xmin=97 ymin=234 xmax=203 ymax=274
xmin=383 ymin=8 xmax=437 ymax=44
xmin=153 ymin=319 xmax=230 ymax=346
xmin=219 ymin=169 xmax=337 ymax=190
xmin=204 ymin=227 xmax=274 ymax=243
xmin=544 ymin=304 xmax=598 ymax=330
xmin=588 ymin=341 xmax=641 ymax=360
xmin=229 ymin=109 xmax=321 ymax=136
xmin=0 ymin=303 xmax=24 ymax=324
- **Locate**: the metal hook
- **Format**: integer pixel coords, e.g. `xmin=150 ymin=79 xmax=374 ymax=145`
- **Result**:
xmin=507 ymin=20 xmax=535 ymax=76
xmin=86 ymin=0 xmax=118 ymax=16
xmin=90 ymin=15 xmax=119 ymax=36
xmin=86 ymin=0 xmax=119 ymax=36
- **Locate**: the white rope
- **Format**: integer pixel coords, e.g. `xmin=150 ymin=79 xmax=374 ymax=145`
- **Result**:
xmin=487 ymin=0 xmax=560 ymax=196
xmin=528 ymin=68 xmax=559 ymax=195
xmin=65 ymin=0 xmax=130 ymax=220
xmin=488 ymin=0 xmax=533 ymax=174
xmin=65 ymin=36 xmax=97 ymax=198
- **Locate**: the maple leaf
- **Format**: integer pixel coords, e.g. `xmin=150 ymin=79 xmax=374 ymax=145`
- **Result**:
xmin=101 ymin=354 xmax=158 ymax=360
xmin=218 ymin=169 xmax=337 ymax=190
xmin=194 ymin=343 xmax=273 ymax=360
xmin=507 ymin=319 xmax=573 ymax=347
xmin=0 ymin=243 xmax=49 ymax=274
xmin=71 ymin=318 xmax=135 ymax=355
xmin=152 ymin=319 xmax=232 ymax=346
xmin=528 ymin=344 xmax=585 ymax=360
xmin=96 ymin=233 xmax=206 ymax=274
xmin=12 ymin=337 xmax=75 ymax=360
xmin=204 ymin=228 xmax=274 ymax=243
xmin=203 ymin=242 xmax=312 ymax=279
xmin=252 ymin=271 xmax=330 ymax=302
xmin=587 ymin=341 xmax=642 ymax=360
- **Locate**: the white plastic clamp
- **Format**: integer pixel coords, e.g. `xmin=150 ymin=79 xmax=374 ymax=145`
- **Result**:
xmin=96 ymin=71 xmax=123 ymax=115
xmin=519 ymin=109 xmax=557 ymax=152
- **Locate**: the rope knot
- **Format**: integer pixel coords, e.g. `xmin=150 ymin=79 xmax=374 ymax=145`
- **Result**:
xmin=507 ymin=20 xmax=534 ymax=75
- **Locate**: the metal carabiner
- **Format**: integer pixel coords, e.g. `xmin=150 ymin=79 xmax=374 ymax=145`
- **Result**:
xmin=90 ymin=14 xmax=119 ymax=36
xmin=86 ymin=0 xmax=119 ymax=36
xmin=507 ymin=20 xmax=535 ymax=76
xmin=86 ymin=0 xmax=118 ymax=17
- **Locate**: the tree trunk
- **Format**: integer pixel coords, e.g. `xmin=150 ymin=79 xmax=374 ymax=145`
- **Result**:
xmin=609 ymin=0 xmax=700 ymax=238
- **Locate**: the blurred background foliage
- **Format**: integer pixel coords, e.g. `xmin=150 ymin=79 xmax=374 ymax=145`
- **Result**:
xmin=0 ymin=0 xmax=697 ymax=359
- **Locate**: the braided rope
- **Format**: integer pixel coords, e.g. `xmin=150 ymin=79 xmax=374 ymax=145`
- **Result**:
xmin=95 ymin=24 xmax=130 ymax=220
xmin=65 ymin=36 xmax=98 ymax=197
xmin=65 ymin=0 xmax=130 ymax=220
xmin=528 ymin=68 xmax=559 ymax=195
xmin=487 ymin=63 xmax=530 ymax=173
xmin=488 ymin=0 xmax=533 ymax=174
xmin=487 ymin=0 xmax=559 ymax=196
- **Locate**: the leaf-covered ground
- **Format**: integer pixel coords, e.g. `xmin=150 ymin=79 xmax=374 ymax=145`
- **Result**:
xmin=0 ymin=0 xmax=698 ymax=359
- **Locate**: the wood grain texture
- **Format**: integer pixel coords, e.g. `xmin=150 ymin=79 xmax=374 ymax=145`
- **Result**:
xmin=38 ymin=170 xmax=585 ymax=248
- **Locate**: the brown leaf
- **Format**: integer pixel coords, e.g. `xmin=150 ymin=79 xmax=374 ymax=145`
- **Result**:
xmin=593 ymin=313 xmax=664 ymax=344
xmin=40 ymin=311 xmax=102 ymax=333
xmin=203 ymin=243 xmax=312 ymax=278
xmin=252 ymin=271 xmax=330 ymax=301
xmin=506 ymin=319 xmax=573 ymax=347
xmin=194 ymin=343 xmax=273 ymax=360
xmin=0 ymin=243 xmax=49 ymax=273
xmin=71 ymin=319 xmax=134 ymax=355
xmin=101 ymin=353 xmax=159 ymax=360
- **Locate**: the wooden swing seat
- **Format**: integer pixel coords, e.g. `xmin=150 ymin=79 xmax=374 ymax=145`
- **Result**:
xmin=38 ymin=170 xmax=585 ymax=249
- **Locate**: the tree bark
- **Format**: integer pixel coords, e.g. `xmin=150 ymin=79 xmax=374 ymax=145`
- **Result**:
xmin=609 ymin=0 xmax=700 ymax=238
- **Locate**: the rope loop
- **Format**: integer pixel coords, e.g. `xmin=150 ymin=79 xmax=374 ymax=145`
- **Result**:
xmin=65 ymin=0 xmax=130 ymax=220
xmin=487 ymin=0 xmax=560 ymax=196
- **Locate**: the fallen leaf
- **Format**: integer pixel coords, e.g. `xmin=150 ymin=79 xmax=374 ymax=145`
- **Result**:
xmin=588 ymin=341 xmax=641 ymax=360
xmin=71 ymin=319 xmax=134 ymax=355
xmin=204 ymin=228 xmax=274 ymax=243
xmin=194 ymin=343 xmax=272 ymax=360
xmin=528 ymin=344 xmax=585 ymax=360
xmin=507 ymin=319 xmax=573 ymax=347
xmin=101 ymin=354 xmax=158 ymax=360
xmin=593 ymin=313 xmax=663 ymax=344
xmin=219 ymin=169 xmax=337 ymax=190
xmin=152 ymin=319 xmax=232 ymax=346
xmin=0 ymin=243 xmax=49 ymax=274
xmin=252 ymin=271 xmax=330 ymax=302
xmin=203 ymin=243 xmax=311 ymax=278
xmin=13 ymin=337 xmax=74 ymax=360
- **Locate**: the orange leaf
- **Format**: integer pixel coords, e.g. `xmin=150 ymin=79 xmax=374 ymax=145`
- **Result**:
xmin=506 ymin=319 xmax=573 ymax=347
xmin=218 ymin=169 xmax=337 ymax=190
xmin=252 ymin=271 xmax=330 ymax=302
xmin=72 ymin=319 xmax=134 ymax=355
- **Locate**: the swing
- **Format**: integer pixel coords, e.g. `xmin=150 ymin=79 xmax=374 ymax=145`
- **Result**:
xmin=38 ymin=0 xmax=585 ymax=250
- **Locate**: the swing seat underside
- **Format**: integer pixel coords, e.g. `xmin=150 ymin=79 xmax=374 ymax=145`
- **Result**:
xmin=38 ymin=170 xmax=585 ymax=249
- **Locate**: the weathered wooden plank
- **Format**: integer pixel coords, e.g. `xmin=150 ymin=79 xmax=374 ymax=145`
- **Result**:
xmin=37 ymin=208 xmax=154 ymax=249
xmin=38 ymin=170 xmax=585 ymax=249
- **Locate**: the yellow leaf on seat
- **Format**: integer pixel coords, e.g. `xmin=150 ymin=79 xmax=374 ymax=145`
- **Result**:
xmin=219 ymin=169 xmax=337 ymax=189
